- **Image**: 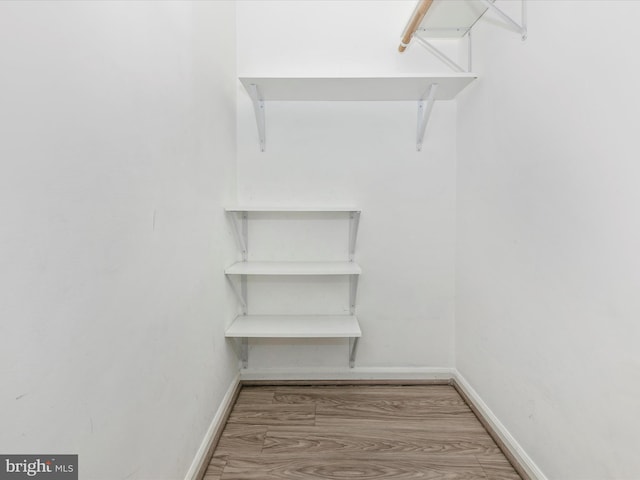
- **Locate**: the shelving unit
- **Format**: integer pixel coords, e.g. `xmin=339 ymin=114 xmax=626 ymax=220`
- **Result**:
xmin=225 ymin=207 xmax=362 ymax=369
xmin=240 ymin=75 xmax=476 ymax=152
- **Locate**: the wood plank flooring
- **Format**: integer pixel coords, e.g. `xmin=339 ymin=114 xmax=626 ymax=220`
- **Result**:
xmin=203 ymin=385 xmax=521 ymax=480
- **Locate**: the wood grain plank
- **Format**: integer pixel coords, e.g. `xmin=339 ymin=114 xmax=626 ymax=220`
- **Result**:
xmin=227 ymin=404 xmax=315 ymax=426
xmin=315 ymin=402 xmax=480 ymax=429
xmin=202 ymin=455 xmax=227 ymax=480
xmin=476 ymin=456 xmax=523 ymax=480
xmin=214 ymin=425 xmax=268 ymax=455
xmin=262 ymin=426 xmax=501 ymax=456
xmin=220 ymin=454 xmax=488 ymax=480
xmin=235 ymin=386 xmax=276 ymax=405
xmin=273 ymin=385 xmax=467 ymax=408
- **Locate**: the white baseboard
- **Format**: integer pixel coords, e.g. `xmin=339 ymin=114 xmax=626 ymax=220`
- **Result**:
xmin=183 ymin=373 xmax=241 ymax=480
xmin=239 ymin=366 xmax=455 ymax=382
xmin=453 ymin=372 xmax=547 ymax=480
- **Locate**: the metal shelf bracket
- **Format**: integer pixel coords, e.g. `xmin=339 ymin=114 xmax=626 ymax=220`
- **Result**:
xmin=348 ymin=211 xmax=361 ymax=262
xmin=417 ymin=83 xmax=439 ymax=152
xmin=240 ymin=338 xmax=248 ymax=369
xmin=247 ymin=84 xmax=266 ymax=152
xmin=414 ymin=34 xmax=467 ymax=73
xmin=349 ymin=337 xmax=359 ymax=368
xmin=479 ymin=0 xmax=527 ymax=40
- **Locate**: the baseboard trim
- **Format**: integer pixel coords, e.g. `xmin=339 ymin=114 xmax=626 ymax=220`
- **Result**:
xmin=452 ymin=372 xmax=547 ymax=480
xmin=239 ymin=366 xmax=455 ymax=382
xmin=184 ymin=373 xmax=242 ymax=480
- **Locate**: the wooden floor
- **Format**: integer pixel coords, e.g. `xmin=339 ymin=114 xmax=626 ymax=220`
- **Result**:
xmin=203 ymin=384 xmax=522 ymax=480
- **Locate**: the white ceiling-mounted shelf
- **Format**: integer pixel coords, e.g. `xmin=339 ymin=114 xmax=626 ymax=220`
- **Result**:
xmin=240 ymin=74 xmax=477 ymax=153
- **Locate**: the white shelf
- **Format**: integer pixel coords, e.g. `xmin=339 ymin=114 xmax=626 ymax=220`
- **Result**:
xmin=241 ymin=75 xmax=476 ymax=151
xmin=226 ymin=206 xmax=361 ymax=213
xmin=225 ymin=315 xmax=361 ymax=338
xmin=225 ymin=261 xmax=361 ymax=276
xmin=417 ymin=0 xmax=490 ymax=38
xmin=240 ymin=75 xmax=476 ymax=102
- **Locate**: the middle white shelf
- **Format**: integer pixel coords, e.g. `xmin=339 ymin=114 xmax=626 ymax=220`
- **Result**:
xmin=225 ymin=261 xmax=362 ymax=276
xmin=225 ymin=315 xmax=361 ymax=338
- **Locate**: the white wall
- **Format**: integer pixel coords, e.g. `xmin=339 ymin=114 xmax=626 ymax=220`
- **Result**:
xmin=0 ymin=2 xmax=238 ymax=479
xmin=236 ymin=1 xmax=460 ymax=372
xmin=456 ymin=1 xmax=640 ymax=478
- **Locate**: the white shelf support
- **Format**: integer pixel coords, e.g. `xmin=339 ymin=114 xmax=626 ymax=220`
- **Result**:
xmin=240 ymin=275 xmax=248 ymax=316
xmin=416 ymin=83 xmax=439 ymax=152
xmin=349 ymin=337 xmax=359 ymax=368
xmin=226 ymin=275 xmax=247 ymax=311
xmin=229 ymin=211 xmax=248 ymax=260
xmin=479 ymin=0 xmax=527 ymax=40
xmin=240 ymin=338 xmax=248 ymax=369
xmin=348 ymin=211 xmax=361 ymax=262
xmin=413 ymin=35 xmax=466 ymax=73
xmin=349 ymin=275 xmax=359 ymax=315
xmin=247 ymin=84 xmax=266 ymax=152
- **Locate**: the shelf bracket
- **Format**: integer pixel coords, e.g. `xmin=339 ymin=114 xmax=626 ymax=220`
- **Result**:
xmin=226 ymin=275 xmax=248 ymax=311
xmin=413 ymin=34 xmax=466 ymax=73
xmin=479 ymin=0 xmax=527 ymax=40
xmin=416 ymin=83 xmax=439 ymax=152
xmin=247 ymin=83 xmax=266 ymax=152
xmin=349 ymin=337 xmax=359 ymax=368
xmin=239 ymin=338 xmax=248 ymax=369
xmin=229 ymin=211 xmax=248 ymax=261
xmin=348 ymin=211 xmax=361 ymax=262
xmin=349 ymin=275 xmax=359 ymax=315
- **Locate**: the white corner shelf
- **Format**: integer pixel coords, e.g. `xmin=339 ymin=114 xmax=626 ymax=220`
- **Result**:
xmin=417 ymin=0 xmax=526 ymax=39
xmin=403 ymin=0 xmax=527 ymax=73
xmin=240 ymin=75 xmax=476 ymax=152
xmin=417 ymin=0 xmax=491 ymax=38
xmin=224 ymin=207 xmax=362 ymax=369
xmin=225 ymin=315 xmax=361 ymax=338
xmin=225 ymin=261 xmax=361 ymax=276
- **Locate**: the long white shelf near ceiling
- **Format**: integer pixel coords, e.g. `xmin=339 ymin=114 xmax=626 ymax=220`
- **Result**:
xmin=240 ymin=74 xmax=477 ymax=152
xmin=240 ymin=75 xmax=475 ymax=101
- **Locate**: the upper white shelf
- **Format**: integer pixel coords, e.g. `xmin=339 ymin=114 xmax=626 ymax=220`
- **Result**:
xmin=240 ymin=75 xmax=476 ymax=102
xmin=417 ymin=0 xmax=490 ymax=38
xmin=225 ymin=261 xmax=362 ymax=276
xmin=226 ymin=206 xmax=361 ymax=213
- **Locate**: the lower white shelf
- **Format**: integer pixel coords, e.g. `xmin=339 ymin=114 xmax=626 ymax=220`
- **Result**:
xmin=225 ymin=314 xmax=361 ymax=338
xmin=226 ymin=315 xmax=361 ymax=369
